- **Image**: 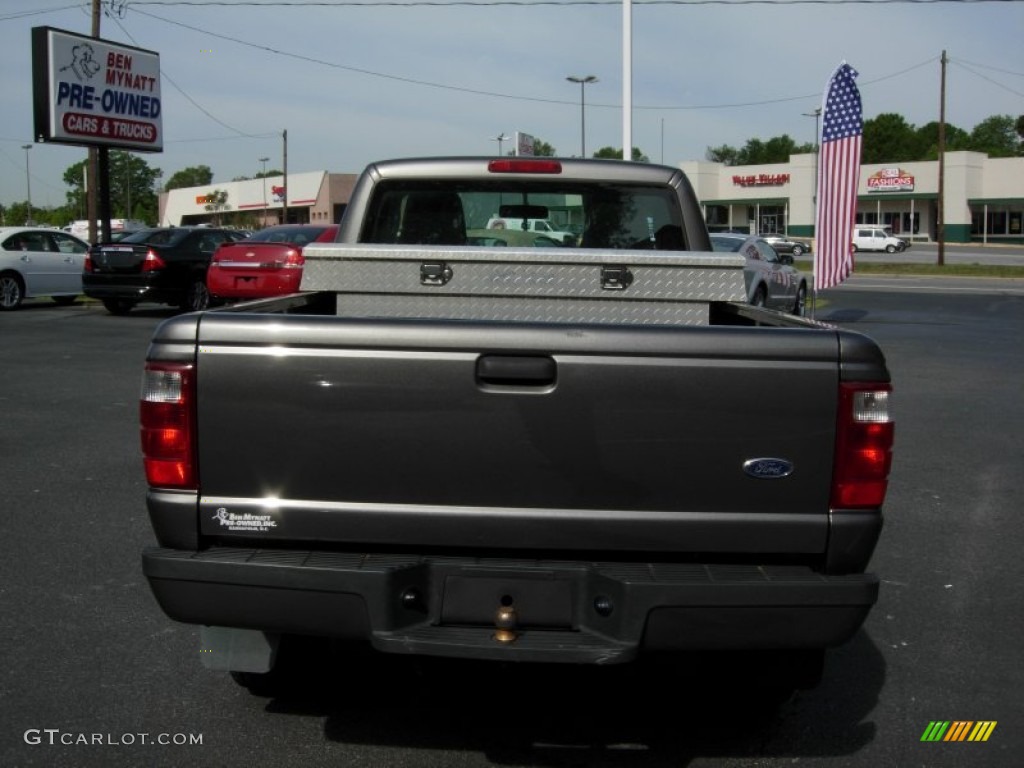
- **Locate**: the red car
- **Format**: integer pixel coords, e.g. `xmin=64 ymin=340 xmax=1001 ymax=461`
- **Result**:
xmin=206 ymin=224 xmax=338 ymax=300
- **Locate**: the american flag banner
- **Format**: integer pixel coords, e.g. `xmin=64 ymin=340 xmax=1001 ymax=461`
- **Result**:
xmin=814 ymin=62 xmax=863 ymax=291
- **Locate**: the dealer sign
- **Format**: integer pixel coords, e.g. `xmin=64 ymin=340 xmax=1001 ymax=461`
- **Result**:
xmin=32 ymin=26 xmax=162 ymax=152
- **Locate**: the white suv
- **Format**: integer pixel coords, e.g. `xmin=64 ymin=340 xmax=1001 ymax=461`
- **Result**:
xmin=851 ymin=227 xmax=908 ymax=253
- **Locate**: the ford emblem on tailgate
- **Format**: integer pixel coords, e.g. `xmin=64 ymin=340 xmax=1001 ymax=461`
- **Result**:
xmin=743 ymin=458 xmax=794 ymax=478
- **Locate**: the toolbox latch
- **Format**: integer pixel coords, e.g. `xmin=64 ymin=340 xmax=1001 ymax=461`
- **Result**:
xmin=420 ymin=262 xmax=453 ymax=286
xmin=600 ymin=265 xmax=633 ymax=291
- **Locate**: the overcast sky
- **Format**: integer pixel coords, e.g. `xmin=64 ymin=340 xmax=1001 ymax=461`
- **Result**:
xmin=1 ymin=0 xmax=1022 ymax=213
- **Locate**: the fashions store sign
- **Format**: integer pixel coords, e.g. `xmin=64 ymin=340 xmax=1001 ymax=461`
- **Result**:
xmin=867 ymin=167 xmax=915 ymax=193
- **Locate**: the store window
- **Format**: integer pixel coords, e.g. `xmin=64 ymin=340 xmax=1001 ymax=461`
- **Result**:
xmin=971 ymin=207 xmax=1024 ymax=238
xmin=705 ymin=204 xmax=729 ymax=228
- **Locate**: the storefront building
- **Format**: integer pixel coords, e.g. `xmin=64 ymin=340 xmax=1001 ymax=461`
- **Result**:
xmin=158 ymin=171 xmax=358 ymax=229
xmin=680 ymin=151 xmax=1023 ymax=244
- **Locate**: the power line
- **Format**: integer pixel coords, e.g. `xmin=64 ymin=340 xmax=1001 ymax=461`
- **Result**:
xmin=110 ymin=12 xmax=280 ymax=138
xmin=118 ymin=0 xmax=1024 ymax=6
xmin=951 ymin=60 xmax=1024 ymax=97
xmin=131 ymin=7 xmax=953 ymax=112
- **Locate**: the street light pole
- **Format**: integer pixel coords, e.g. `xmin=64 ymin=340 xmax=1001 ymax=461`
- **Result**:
xmin=21 ymin=144 xmax=32 ymax=225
xmin=491 ymin=133 xmax=509 ymax=156
xmin=802 ymin=107 xmax=822 ymax=318
xmin=802 ymin=107 xmax=822 ymax=223
xmin=566 ymin=75 xmax=597 ymax=158
xmin=258 ymin=156 xmax=269 ymax=228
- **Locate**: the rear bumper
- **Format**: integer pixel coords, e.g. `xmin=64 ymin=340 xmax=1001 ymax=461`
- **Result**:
xmin=206 ymin=267 xmax=300 ymax=299
xmin=82 ymin=274 xmax=182 ymax=304
xmin=143 ymin=546 xmax=878 ymax=664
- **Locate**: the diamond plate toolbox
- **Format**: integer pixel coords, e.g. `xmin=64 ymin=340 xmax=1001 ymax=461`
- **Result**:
xmin=301 ymin=244 xmax=747 ymax=325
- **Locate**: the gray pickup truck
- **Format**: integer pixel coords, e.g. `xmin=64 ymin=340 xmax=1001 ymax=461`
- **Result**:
xmin=140 ymin=157 xmax=894 ymax=692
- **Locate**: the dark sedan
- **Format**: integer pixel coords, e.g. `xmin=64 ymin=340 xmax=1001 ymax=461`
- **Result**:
xmin=83 ymin=226 xmax=247 ymax=315
xmin=762 ymin=234 xmax=812 ymax=257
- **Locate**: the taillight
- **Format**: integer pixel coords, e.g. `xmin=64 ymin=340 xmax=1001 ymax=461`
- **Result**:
xmin=141 ymin=249 xmax=166 ymax=272
xmin=488 ymin=159 xmax=562 ymax=174
xmin=831 ymin=383 xmax=894 ymax=509
xmin=140 ymin=362 xmax=196 ymax=489
xmin=84 ymin=254 xmax=94 ymax=273
xmin=284 ymin=249 xmax=304 ymax=268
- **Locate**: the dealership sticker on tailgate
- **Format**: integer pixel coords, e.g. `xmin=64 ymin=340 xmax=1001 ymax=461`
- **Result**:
xmin=211 ymin=508 xmax=278 ymax=532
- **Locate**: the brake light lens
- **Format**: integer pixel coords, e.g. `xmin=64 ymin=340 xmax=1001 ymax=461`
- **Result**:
xmin=488 ymin=159 xmax=562 ymax=174
xmin=140 ymin=362 xmax=196 ymax=489
xmin=141 ymin=249 xmax=166 ymax=272
xmin=84 ymin=254 xmax=94 ymax=273
xmin=831 ymin=383 xmax=894 ymax=509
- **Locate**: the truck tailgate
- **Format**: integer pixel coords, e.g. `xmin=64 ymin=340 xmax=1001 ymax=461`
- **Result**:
xmin=193 ymin=314 xmax=840 ymax=555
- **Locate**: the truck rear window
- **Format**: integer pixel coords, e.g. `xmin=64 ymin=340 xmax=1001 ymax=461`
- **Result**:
xmin=358 ymin=181 xmax=689 ymax=251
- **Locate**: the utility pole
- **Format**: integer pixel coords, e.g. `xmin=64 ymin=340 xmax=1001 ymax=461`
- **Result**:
xmin=259 ymin=156 xmax=269 ymax=228
xmin=88 ymin=0 xmax=100 ymax=243
xmin=21 ymin=145 xmax=33 ymax=224
xmin=281 ymin=129 xmax=288 ymax=225
xmin=937 ymin=50 xmax=947 ymax=267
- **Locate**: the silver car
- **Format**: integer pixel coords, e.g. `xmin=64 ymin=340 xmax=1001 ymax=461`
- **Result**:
xmin=0 ymin=227 xmax=90 ymax=310
xmin=710 ymin=233 xmax=808 ymax=315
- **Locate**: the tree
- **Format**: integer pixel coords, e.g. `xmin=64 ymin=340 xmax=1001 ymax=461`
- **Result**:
xmin=738 ymin=135 xmax=813 ymax=165
xmin=530 ymin=140 xmax=557 ymax=157
xmin=202 ymin=189 xmax=229 ymax=225
xmin=706 ymin=144 xmax=740 ymax=165
xmin=862 ymin=113 xmax=919 ymax=163
xmin=707 ymin=135 xmax=812 ymax=166
xmin=61 ymin=152 xmax=162 ymax=224
xmin=914 ymin=121 xmax=970 ymax=159
xmin=164 ymin=165 xmax=214 ymax=191
xmin=967 ymin=115 xmax=1021 ymax=158
xmin=592 ymin=147 xmax=649 ymax=162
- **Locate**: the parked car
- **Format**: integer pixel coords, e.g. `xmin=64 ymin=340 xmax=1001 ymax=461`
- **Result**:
xmin=83 ymin=226 xmax=248 ymax=315
xmin=206 ymin=224 xmax=339 ymax=301
xmin=762 ymin=234 xmax=812 ymax=257
xmin=709 ymin=233 xmax=808 ymax=315
xmin=0 ymin=226 xmax=90 ymax=310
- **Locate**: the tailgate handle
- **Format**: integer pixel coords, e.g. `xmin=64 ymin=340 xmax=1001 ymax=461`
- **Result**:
xmin=600 ymin=265 xmax=633 ymax=290
xmin=420 ymin=262 xmax=453 ymax=286
xmin=477 ymin=355 xmax=556 ymax=387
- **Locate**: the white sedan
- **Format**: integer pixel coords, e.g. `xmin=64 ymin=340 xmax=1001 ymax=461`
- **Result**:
xmin=0 ymin=227 xmax=90 ymax=310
